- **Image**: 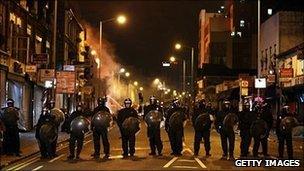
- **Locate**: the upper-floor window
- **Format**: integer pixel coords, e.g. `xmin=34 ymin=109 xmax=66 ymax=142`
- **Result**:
xmin=0 ymin=3 xmax=6 ymax=51
xmin=240 ymin=20 xmax=245 ymax=27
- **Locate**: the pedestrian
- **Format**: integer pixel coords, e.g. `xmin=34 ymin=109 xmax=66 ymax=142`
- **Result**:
xmin=215 ymin=100 xmax=237 ymax=160
xmin=276 ymin=105 xmax=298 ymax=159
xmin=165 ymin=99 xmax=187 ymax=156
xmin=91 ymin=96 xmax=111 ymax=159
xmin=116 ymin=98 xmax=139 ymax=158
xmin=0 ymin=99 xmax=21 ymax=156
xmin=238 ymin=101 xmax=257 ymax=158
xmin=67 ymin=103 xmax=89 ymax=160
xmin=192 ymin=100 xmax=212 ymax=157
xmin=143 ymin=96 xmax=163 ymax=156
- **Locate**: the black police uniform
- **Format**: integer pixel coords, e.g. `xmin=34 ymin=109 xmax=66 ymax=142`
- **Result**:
xmin=192 ymin=106 xmax=212 ymax=156
xmin=215 ymin=108 xmax=235 ymax=158
xmin=276 ymin=111 xmax=294 ymax=159
xmin=144 ymin=104 xmax=163 ymax=155
xmin=35 ymin=112 xmax=56 ymax=158
xmin=165 ymin=106 xmax=186 ymax=155
xmin=252 ymin=104 xmax=273 ymax=157
xmin=68 ymin=110 xmax=84 ymax=159
xmin=92 ymin=105 xmax=111 ymax=157
xmin=117 ymin=107 xmax=139 ymax=156
xmin=238 ymin=108 xmax=257 ymax=157
xmin=1 ymin=106 xmax=20 ymax=156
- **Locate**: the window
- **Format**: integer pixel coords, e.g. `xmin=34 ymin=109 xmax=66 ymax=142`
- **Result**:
xmin=35 ymin=35 xmax=42 ymax=54
xmin=0 ymin=3 xmax=6 ymax=50
xmin=27 ymin=24 xmax=32 ymax=35
xmin=240 ymin=20 xmax=245 ymax=27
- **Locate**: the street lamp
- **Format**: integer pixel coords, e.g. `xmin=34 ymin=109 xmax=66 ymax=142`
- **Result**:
xmin=99 ymin=15 xmax=127 ymax=97
xmin=169 ymin=56 xmax=176 ymax=63
xmin=119 ymin=68 xmax=126 ymax=73
xmin=125 ymin=72 xmax=130 ymax=77
xmin=154 ymin=78 xmax=160 ymax=85
xmin=134 ymin=81 xmax=138 ymax=86
xmin=91 ymin=50 xmax=97 ymax=56
xmin=139 ymin=87 xmax=143 ymax=91
xmin=174 ymin=42 xmax=195 ymax=100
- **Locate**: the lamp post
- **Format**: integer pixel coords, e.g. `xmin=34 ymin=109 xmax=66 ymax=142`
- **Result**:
xmin=98 ymin=15 xmax=126 ymax=97
xmin=174 ymin=43 xmax=195 ymax=101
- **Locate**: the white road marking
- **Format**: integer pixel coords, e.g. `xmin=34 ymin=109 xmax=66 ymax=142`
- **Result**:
xmin=48 ymin=154 xmax=65 ymax=163
xmin=177 ymin=159 xmax=196 ymax=162
xmin=7 ymin=156 xmax=40 ymax=170
xmin=14 ymin=158 xmax=40 ymax=170
xmin=194 ymin=157 xmax=207 ymax=169
xmin=109 ymin=155 xmax=123 ymax=159
xmin=112 ymin=147 xmax=150 ymax=151
xmin=163 ymin=157 xmax=178 ymax=168
xmin=173 ymin=166 xmax=198 ymax=169
xmin=32 ymin=165 xmax=44 ymax=171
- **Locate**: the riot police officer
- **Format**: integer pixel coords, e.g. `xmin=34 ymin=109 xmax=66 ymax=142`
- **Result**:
xmin=36 ymin=107 xmax=56 ymax=159
xmin=92 ymin=97 xmax=111 ymax=159
xmin=165 ymin=99 xmax=186 ymax=156
xmin=251 ymin=100 xmax=272 ymax=158
xmin=117 ymin=98 xmax=139 ymax=158
xmin=48 ymin=100 xmax=59 ymax=158
xmin=215 ymin=100 xmax=237 ymax=160
xmin=192 ymin=100 xmax=212 ymax=157
xmin=143 ymin=96 xmax=163 ymax=156
xmin=67 ymin=104 xmax=89 ymax=160
xmin=0 ymin=99 xmax=21 ymax=156
xmin=276 ymin=106 xmax=297 ymax=159
xmin=238 ymin=101 xmax=256 ymax=158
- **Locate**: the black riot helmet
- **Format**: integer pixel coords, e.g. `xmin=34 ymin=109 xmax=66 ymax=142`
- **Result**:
xmin=198 ymin=99 xmax=206 ymax=110
xmin=49 ymin=100 xmax=55 ymax=109
xmin=243 ymin=101 xmax=250 ymax=110
xmin=97 ymin=96 xmax=107 ymax=107
xmin=124 ymin=98 xmax=132 ymax=108
xmin=172 ymin=98 xmax=180 ymax=108
xmin=149 ymin=96 xmax=157 ymax=105
xmin=7 ymin=98 xmax=14 ymax=107
xmin=222 ymin=100 xmax=230 ymax=110
xmin=76 ymin=103 xmax=82 ymax=112
xmin=281 ymin=105 xmax=290 ymax=115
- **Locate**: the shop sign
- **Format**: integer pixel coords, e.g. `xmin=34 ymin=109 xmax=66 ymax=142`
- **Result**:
xmin=39 ymin=69 xmax=55 ymax=82
xmin=241 ymin=87 xmax=248 ymax=96
xmin=32 ymin=53 xmax=48 ymax=64
xmin=63 ymin=65 xmax=75 ymax=71
xmin=56 ymin=71 xmax=76 ymax=94
xmin=25 ymin=65 xmax=37 ymax=73
xmin=280 ymin=68 xmax=293 ymax=78
xmin=267 ymin=74 xmax=275 ymax=83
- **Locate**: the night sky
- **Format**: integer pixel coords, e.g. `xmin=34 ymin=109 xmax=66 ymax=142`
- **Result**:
xmin=73 ymin=0 xmax=224 ymax=88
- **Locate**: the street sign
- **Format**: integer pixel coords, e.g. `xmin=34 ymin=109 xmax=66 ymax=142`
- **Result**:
xmin=255 ymin=78 xmax=266 ymax=88
xmin=56 ymin=71 xmax=76 ymax=94
xmin=25 ymin=65 xmax=37 ymax=73
xmin=162 ymin=62 xmax=170 ymax=67
xmin=63 ymin=65 xmax=75 ymax=71
xmin=32 ymin=53 xmax=48 ymax=64
xmin=39 ymin=69 xmax=55 ymax=82
xmin=280 ymin=68 xmax=293 ymax=78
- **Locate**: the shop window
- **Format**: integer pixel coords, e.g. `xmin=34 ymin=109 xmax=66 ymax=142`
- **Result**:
xmin=35 ymin=35 xmax=42 ymax=54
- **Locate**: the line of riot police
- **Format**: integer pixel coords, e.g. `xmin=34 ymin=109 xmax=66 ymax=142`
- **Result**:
xmin=0 ymin=95 xmax=299 ymax=161
xmin=192 ymin=98 xmax=299 ymax=160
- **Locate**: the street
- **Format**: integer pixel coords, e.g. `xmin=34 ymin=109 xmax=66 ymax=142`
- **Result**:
xmin=3 ymin=121 xmax=303 ymax=170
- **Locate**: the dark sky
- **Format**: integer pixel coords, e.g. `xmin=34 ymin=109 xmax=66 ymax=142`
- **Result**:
xmin=73 ymin=0 xmax=224 ymax=88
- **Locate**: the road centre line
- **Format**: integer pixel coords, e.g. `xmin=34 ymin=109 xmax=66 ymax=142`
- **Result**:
xmin=7 ymin=156 xmax=40 ymax=171
xmin=163 ymin=157 xmax=178 ymax=168
xmin=32 ymin=165 xmax=44 ymax=171
xmin=177 ymin=159 xmax=196 ymax=162
xmin=14 ymin=158 xmax=40 ymax=170
xmin=48 ymin=154 xmax=65 ymax=163
xmin=172 ymin=166 xmax=198 ymax=169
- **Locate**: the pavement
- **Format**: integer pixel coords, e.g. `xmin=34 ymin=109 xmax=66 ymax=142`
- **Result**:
xmin=0 ymin=131 xmax=69 ymax=168
xmin=1 ymin=121 xmax=303 ymax=170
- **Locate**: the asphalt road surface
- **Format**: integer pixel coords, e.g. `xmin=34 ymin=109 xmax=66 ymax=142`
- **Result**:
xmin=3 ymin=121 xmax=303 ymax=170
